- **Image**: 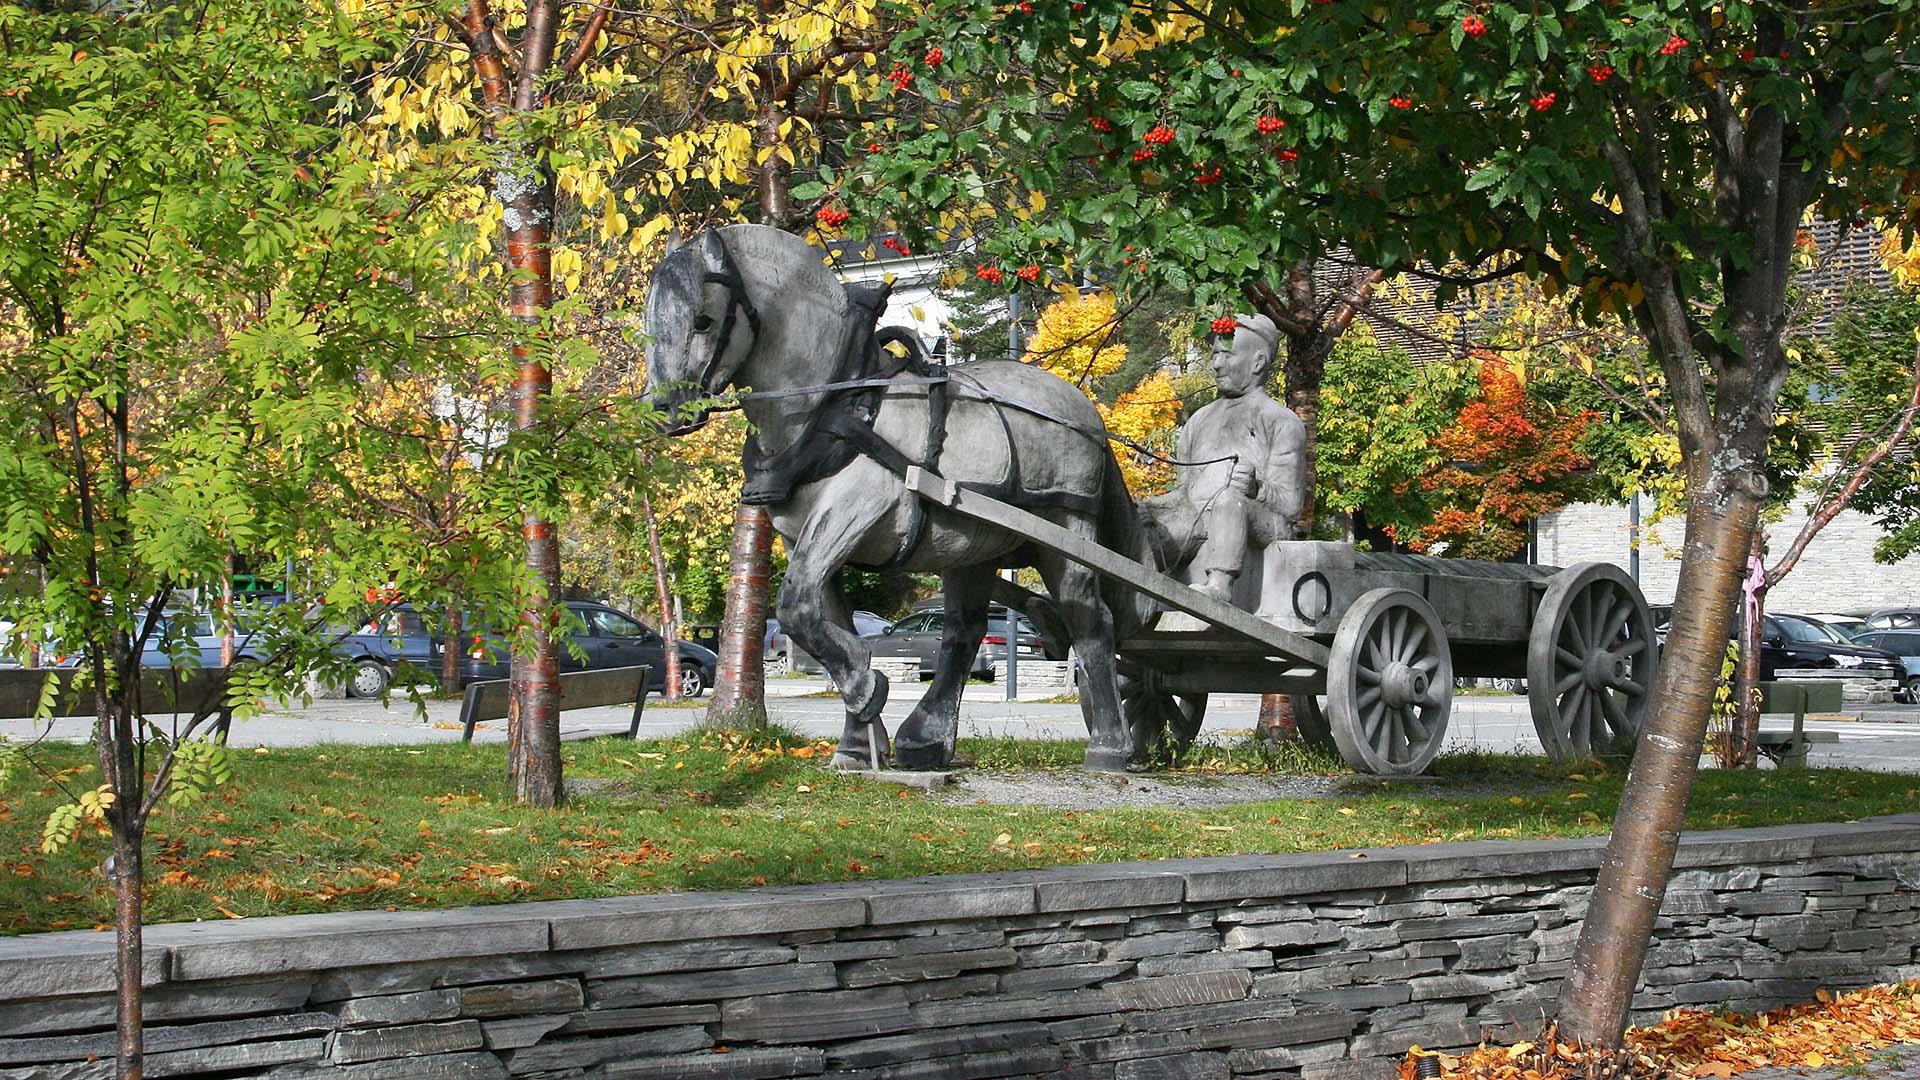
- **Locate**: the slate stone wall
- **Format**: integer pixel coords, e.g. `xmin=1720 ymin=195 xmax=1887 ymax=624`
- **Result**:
xmin=4 ymin=818 xmax=1920 ymax=1079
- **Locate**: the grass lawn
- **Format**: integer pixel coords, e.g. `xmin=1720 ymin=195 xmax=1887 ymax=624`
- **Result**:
xmin=1 ymin=727 xmax=1914 ymax=935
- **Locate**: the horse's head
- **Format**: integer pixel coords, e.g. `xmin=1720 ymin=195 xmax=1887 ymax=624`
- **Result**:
xmin=643 ymin=231 xmax=762 ymax=435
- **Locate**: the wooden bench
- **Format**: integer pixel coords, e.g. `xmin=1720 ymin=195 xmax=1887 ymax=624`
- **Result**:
xmin=1754 ymin=680 xmax=1844 ymax=768
xmin=459 ymin=665 xmax=652 ymax=742
xmin=0 ymin=667 xmax=236 ymax=737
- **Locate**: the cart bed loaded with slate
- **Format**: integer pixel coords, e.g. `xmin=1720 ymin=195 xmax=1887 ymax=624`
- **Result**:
xmin=906 ymin=468 xmax=1658 ymax=776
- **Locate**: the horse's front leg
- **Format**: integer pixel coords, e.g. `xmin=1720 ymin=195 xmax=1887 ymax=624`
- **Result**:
xmin=1038 ymin=547 xmax=1130 ymax=774
xmin=894 ymin=566 xmax=994 ymax=770
xmin=777 ymin=496 xmax=893 ymax=771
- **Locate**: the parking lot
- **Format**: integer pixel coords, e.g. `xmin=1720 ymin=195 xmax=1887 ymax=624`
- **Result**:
xmin=6 ymin=677 xmax=1919 ymax=773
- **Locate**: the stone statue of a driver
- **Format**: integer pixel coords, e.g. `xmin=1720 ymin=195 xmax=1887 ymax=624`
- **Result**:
xmin=1143 ymin=313 xmax=1308 ymax=610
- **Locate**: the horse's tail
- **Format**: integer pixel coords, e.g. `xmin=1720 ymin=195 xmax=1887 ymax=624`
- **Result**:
xmin=1096 ymin=451 xmax=1160 ymax=641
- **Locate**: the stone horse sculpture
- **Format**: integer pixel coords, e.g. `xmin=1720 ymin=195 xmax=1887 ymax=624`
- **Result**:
xmin=643 ymin=225 xmax=1148 ymax=771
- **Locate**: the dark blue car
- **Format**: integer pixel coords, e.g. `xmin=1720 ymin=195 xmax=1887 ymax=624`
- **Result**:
xmin=458 ymin=601 xmax=718 ymax=697
xmin=334 ymin=606 xmax=441 ymax=697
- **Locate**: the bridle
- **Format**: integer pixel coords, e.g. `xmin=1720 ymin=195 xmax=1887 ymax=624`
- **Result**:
xmin=691 ymin=233 xmax=763 ymax=395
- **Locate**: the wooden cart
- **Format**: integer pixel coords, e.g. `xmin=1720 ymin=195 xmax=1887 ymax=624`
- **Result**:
xmin=906 ymin=468 xmax=1658 ymax=776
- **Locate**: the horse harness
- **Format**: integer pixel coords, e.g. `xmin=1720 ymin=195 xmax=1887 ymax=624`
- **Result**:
xmin=729 ymin=276 xmax=1106 ymax=569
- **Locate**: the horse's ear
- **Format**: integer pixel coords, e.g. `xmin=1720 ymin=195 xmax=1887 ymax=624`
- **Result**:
xmin=701 ymin=230 xmax=728 ymax=272
xmin=663 ymin=228 xmax=683 ymax=253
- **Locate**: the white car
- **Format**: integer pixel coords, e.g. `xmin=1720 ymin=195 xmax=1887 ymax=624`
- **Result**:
xmin=1803 ymin=612 xmax=1869 ymax=640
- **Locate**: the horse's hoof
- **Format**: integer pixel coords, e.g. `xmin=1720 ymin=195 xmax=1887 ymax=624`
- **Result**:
xmin=849 ymin=670 xmax=890 ymax=726
xmin=1083 ymin=747 xmax=1131 ymax=774
xmin=831 ymin=752 xmax=874 ymax=772
xmin=893 ymin=741 xmax=952 ymax=771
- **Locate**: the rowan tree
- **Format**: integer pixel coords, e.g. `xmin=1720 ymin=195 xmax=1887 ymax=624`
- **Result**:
xmin=0 ymin=1 xmax=497 ymax=1069
xmin=873 ymin=0 xmax=1920 ymax=1043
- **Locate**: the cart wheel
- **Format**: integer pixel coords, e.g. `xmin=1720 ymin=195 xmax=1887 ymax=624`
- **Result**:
xmin=1327 ymin=588 xmax=1453 ymax=776
xmin=1528 ymin=562 xmax=1657 ymax=759
xmin=1286 ymin=694 xmax=1336 ymax=749
xmin=1119 ymin=667 xmax=1206 ymax=763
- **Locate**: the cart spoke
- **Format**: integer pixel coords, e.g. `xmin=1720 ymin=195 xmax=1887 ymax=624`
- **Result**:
xmin=1556 ymin=645 xmax=1584 ymax=670
xmin=1561 ymin=683 xmax=1587 ymax=735
xmin=1601 ymin=595 xmax=1635 ymax=647
xmin=1412 ymin=654 xmax=1442 ymax=673
xmin=1358 ymin=665 xmax=1382 ymax=686
xmin=1616 ymin=637 xmax=1650 ymax=657
xmin=1403 ymin=620 xmax=1429 ymax=662
xmin=1370 ymin=708 xmax=1392 ymax=759
xmin=1599 ymin=687 xmax=1629 ymax=735
xmin=1357 ymin=686 xmax=1381 ymax=713
xmin=1612 ymin=676 xmax=1644 ymax=697
xmin=1561 ymin=615 xmax=1589 ymax=657
xmin=1385 ymin=609 xmax=1405 ymax=662
xmin=1555 ymin=670 xmax=1584 ymax=695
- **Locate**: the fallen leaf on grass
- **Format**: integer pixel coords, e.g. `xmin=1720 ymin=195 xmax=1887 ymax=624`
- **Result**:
xmin=1200 ymin=825 xmax=1234 ymax=832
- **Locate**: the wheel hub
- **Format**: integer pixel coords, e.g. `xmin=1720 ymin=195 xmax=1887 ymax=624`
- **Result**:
xmin=1582 ymin=649 xmax=1627 ymax=690
xmin=1380 ymin=662 xmax=1428 ymax=709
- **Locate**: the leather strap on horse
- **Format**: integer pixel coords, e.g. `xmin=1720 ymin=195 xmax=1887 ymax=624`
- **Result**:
xmin=737 ymin=286 xmax=1104 ymax=568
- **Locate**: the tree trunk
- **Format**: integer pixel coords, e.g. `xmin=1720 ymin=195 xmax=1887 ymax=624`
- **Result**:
xmin=1733 ymin=533 xmax=1768 ymax=768
xmin=441 ymin=608 xmax=464 ymax=697
xmin=1556 ymin=468 xmax=1762 ymax=1043
xmin=110 ymin=807 xmax=144 ymax=1079
xmin=219 ymin=550 xmax=236 ymax=667
xmin=705 ymin=503 xmax=772 ymax=729
xmin=97 ymin=679 xmax=143 ymax=1079
xmin=643 ymin=494 xmax=680 ymax=701
xmin=702 ymin=75 xmax=792 ymax=729
xmin=467 ymin=0 xmax=565 ymax=807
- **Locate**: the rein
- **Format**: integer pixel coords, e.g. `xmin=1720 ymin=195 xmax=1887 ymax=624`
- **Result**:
xmin=718 ymin=373 xmax=1238 ymax=470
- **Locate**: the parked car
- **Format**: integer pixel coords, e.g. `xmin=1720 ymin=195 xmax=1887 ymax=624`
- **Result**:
xmin=332 ymin=605 xmax=441 ymax=698
xmin=137 ymin=611 xmax=268 ymax=670
xmin=1860 ymin=608 xmax=1920 ymax=633
xmin=1851 ymin=629 xmax=1920 ymax=701
xmin=1760 ymin=613 xmax=1905 ymax=685
xmin=868 ymin=604 xmax=1049 ymax=680
xmin=1802 ymin=612 xmax=1870 ymax=640
xmin=769 ymin=612 xmax=895 ymax=675
xmin=460 ymin=601 xmax=718 ymax=697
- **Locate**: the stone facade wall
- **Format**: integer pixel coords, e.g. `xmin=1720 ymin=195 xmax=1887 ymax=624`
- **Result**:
xmin=4 ymin=819 xmax=1920 ymax=1079
xmin=1537 ymin=500 xmax=1920 ymax=612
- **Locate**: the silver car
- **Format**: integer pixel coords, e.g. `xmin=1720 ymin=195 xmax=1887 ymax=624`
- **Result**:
xmin=868 ymin=607 xmax=1047 ymax=680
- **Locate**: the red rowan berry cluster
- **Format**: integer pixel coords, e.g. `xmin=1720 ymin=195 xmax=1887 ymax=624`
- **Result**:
xmin=924 ymin=46 xmax=943 ymax=66
xmin=1143 ymin=124 xmax=1176 ymax=145
xmin=815 ymin=204 xmax=850 ymax=228
xmin=1256 ymin=115 xmax=1286 ymax=135
xmin=887 ymin=65 xmax=912 ymax=90
xmin=882 ymin=237 xmax=911 ymax=256
xmin=1016 ymin=264 xmax=1042 ymax=282
xmin=1090 ymin=116 xmax=1114 ymax=133
xmin=1275 ymin=147 xmax=1299 ymax=163
xmin=1659 ymin=35 xmax=1688 ymax=55
xmin=1388 ymin=95 xmax=1412 ymax=109
xmin=1461 ymin=15 xmax=1487 ymax=37
xmin=1192 ymin=164 xmax=1223 ymax=186
xmin=1586 ymin=64 xmax=1614 ymax=82
xmin=975 ymin=265 xmax=1005 ymax=284
xmin=1530 ymin=92 xmax=1556 ymax=111
xmin=1210 ymin=315 xmax=1238 ymax=335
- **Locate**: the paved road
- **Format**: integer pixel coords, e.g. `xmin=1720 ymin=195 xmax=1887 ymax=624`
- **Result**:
xmin=3 ymin=678 xmax=1915 ymax=772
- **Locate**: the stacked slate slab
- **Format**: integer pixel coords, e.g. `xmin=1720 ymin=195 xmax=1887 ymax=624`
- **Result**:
xmin=3 ymin=817 xmax=1919 ymax=1079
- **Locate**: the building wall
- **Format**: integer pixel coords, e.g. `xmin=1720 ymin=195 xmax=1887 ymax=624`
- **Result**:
xmin=1539 ymin=499 xmax=1920 ymax=612
xmin=3 ymin=820 xmax=1919 ymax=1079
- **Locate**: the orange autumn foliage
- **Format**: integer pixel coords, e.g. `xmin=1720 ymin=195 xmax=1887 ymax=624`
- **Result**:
xmin=1411 ymin=979 xmax=1920 ymax=1079
xmin=1413 ymin=357 xmax=1597 ymax=560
